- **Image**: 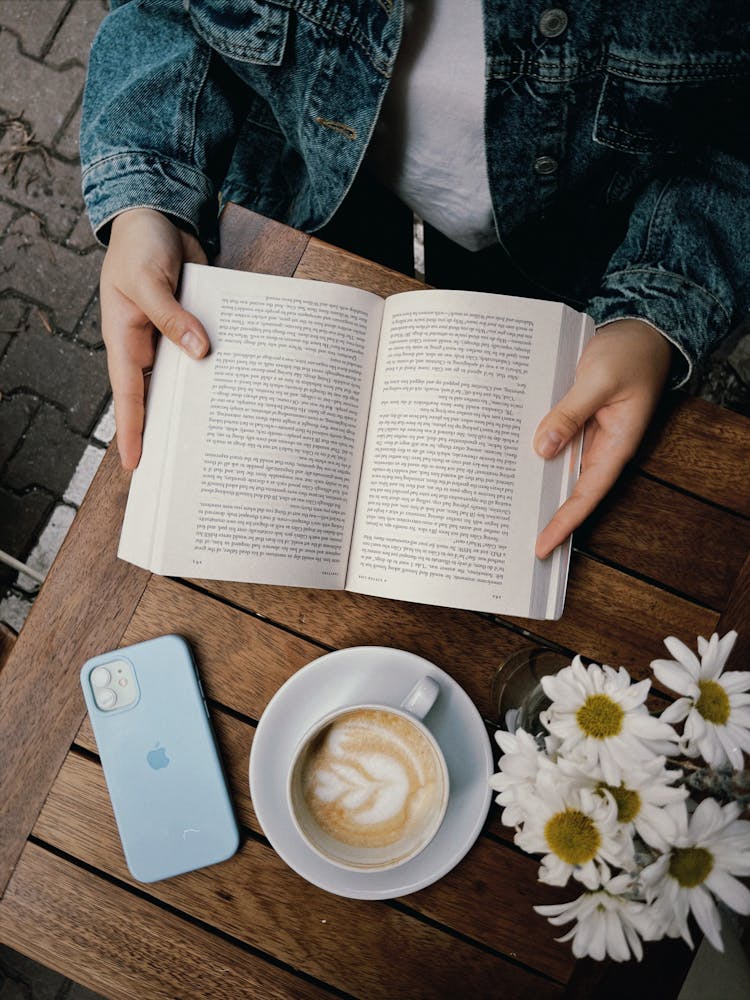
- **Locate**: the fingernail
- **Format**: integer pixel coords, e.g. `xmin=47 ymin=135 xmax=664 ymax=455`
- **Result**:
xmin=537 ymin=431 xmax=563 ymax=459
xmin=180 ymin=330 xmax=204 ymax=359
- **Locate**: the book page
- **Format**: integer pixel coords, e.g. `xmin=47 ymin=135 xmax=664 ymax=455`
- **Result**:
xmin=346 ymin=289 xmax=585 ymax=617
xmin=119 ymin=265 xmax=384 ymax=587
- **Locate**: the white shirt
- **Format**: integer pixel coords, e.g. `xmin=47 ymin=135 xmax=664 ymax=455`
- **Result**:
xmin=367 ymin=0 xmax=498 ymax=251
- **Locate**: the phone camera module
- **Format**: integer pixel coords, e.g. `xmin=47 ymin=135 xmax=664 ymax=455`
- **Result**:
xmin=89 ymin=658 xmax=139 ymax=711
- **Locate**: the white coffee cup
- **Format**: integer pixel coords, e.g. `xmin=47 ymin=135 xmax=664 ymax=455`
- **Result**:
xmin=287 ymin=677 xmax=449 ymax=872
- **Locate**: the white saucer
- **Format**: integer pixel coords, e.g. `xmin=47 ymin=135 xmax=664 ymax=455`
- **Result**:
xmin=249 ymin=646 xmax=493 ymax=900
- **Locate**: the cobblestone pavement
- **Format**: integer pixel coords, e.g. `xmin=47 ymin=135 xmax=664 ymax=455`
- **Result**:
xmin=0 ymin=0 xmax=112 ymax=636
xmin=0 ymin=1 xmax=749 ymax=997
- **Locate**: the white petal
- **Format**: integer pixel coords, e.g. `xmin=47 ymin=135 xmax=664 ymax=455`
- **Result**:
xmin=690 ymin=886 xmax=723 ymax=952
xmin=721 ymin=671 xmax=750 ymax=693
xmin=715 ymin=631 xmax=739 ymax=670
xmin=663 ymin=637 xmax=702 ymax=678
xmin=616 ymin=678 xmax=650 ymax=710
xmin=705 ymin=870 xmax=750 ymax=916
xmin=715 ymin=724 xmax=746 ymax=770
xmin=659 ymin=698 xmax=692 ymax=724
xmin=652 ymin=660 xmax=699 ymax=697
xmin=699 ymin=633 xmax=722 ymax=679
xmin=605 ymin=909 xmax=630 ymax=962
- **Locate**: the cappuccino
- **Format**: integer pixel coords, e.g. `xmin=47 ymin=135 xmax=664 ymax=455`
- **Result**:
xmin=291 ymin=707 xmax=446 ymax=867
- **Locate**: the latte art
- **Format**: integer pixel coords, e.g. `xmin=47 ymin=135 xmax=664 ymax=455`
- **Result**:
xmin=298 ymin=708 xmax=443 ymax=851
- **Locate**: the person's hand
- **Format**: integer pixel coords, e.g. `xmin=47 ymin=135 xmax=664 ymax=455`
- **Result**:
xmin=534 ymin=319 xmax=674 ymax=559
xmin=100 ymin=207 xmax=210 ymax=470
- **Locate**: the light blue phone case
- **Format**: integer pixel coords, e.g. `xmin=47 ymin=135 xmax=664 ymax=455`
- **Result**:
xmin=80 ymin=634 xmax=239 ymax=883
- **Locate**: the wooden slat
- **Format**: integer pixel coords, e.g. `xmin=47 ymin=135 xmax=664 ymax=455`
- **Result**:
xmin=296 ymin=238 xmax=425 ymax=297
xmin=638 ymin=395 xmax=750 ymax=516
xmin=578 ymin=471 xmax=750 ymax=610
xmin=507 ymin=556 xmax=718 ymax=672
xmin=33 ymin=752 xmax=565 ymax=998
xmin=192 ymin=556 xmax=716 ymax=701
xmin=216 ymin=203 xmax=309 ymax=275
xmin=0 ymin=445 xmax=150 ymax=898
xmin=0 ymin=841 xmax=331 ymax=1000
xmin=120 ymin=575 xmax=326 ymax=720
xmin=717 ymin=549 xmax=750 ymax=670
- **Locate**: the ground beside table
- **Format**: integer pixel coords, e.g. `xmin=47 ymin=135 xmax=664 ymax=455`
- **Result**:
xmin=1 ymin=207 xmax=749 ymax=999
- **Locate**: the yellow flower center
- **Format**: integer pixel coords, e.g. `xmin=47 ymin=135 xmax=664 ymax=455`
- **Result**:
xmin=695 ymin=680 xmax=730 ymax=725
xmin=545 ymin=809 xmax=601 ymax=865
xmin=598 ymin=782 xmax=641 ymax=823
xmin=576 ymin=694 xmax=624 ymax=739
xmin=669 ymin=846 xmax=714 ymax=888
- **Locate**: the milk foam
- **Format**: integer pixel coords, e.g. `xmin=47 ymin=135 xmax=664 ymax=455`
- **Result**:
xmin=298 ymin=708 xmax=443 ymax=851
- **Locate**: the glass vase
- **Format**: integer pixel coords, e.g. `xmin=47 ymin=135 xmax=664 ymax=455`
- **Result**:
xmin=492 ymin=647 xmax=570 ymax=742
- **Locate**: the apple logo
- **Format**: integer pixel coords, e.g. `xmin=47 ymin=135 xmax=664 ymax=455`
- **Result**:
xmin=147 ymin=742 xmax=170 ymax=770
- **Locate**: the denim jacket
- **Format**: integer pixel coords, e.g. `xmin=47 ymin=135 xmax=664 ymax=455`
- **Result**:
xmin=81 ymin=0 xmax=750 ymax=383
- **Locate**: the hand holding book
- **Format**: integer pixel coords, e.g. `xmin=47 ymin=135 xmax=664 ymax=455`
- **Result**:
xmin=534 ymin=319 xmax=674 ymax=559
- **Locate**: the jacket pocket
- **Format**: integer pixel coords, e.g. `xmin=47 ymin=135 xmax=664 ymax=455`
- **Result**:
xmin=188 ymin=0 xmax=289 ymax=66
xmin=593 ymin=55 xmax=748 ymax=156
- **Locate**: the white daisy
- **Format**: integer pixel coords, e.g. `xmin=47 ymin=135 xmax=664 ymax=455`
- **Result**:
xmin=490 ymin=728 xmax=550 ymax=828
xmin=540 ymin=657 xmax=679 ymax=785
xmin=514 ymin=770 xmax=633 ymax=889
xmin=652 ymin=631 xmax=750 ymax=769
xmin=556 ymin=754 xmax=688 ymax=851
xmin=640 ymin=798 xmax=750 ymax=951
xmin=534 ymin=873 xmax=652 ymax=962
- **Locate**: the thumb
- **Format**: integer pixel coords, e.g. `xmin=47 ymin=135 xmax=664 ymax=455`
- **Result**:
xmin=137 ymin=266 xmax=210 ymax=360
xmin=533 ymin=378 xmax=610 ymax=459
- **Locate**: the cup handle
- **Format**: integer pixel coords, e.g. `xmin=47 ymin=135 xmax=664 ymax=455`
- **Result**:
xmin=400 ymin=676 xmax=440 ymax=720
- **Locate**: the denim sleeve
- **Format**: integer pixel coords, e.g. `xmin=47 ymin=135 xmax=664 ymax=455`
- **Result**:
xmin=586 ymin=151 xmax=750 ymax=387
xmin=80 ymin=0 xmax=247 ymax=254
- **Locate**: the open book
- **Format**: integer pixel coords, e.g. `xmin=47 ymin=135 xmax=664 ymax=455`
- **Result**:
xmin=119 ymin=263 xmax=593 ymax=619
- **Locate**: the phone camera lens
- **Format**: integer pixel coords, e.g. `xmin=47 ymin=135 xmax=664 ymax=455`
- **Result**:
xmin=91 ymin=666 xmax=112 ymax=687
xmin=97 ymin=688 xmax=117 ymax=709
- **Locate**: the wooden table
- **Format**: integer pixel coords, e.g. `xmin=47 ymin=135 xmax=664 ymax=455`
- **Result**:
xmin=2 ymin=206 xmax=749 ymax=999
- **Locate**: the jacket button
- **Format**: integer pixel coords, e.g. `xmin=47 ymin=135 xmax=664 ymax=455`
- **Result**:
xmin=534 ymin=155 xmax=558 ymax=175
xmin=539 ymin=9 xmax=568 ymax=37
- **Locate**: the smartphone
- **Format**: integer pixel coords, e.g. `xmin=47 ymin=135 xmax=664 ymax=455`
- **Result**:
xmin=80 ymin=634 xmax=239 ymax=883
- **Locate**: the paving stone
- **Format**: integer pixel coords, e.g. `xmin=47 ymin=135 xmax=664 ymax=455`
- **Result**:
xmin=92 ymin=397 xmax=115 ymax=444
xmin=45 ymin=0 xmax=108 ymax=68
xmin=66 ymin=210 xmax=98 ymax=251
xmin=0 ymin=330 xmax=10 ymax=360
xmin=74 ymin=291 xmax=102 ymax=347
xmin=0 ymin=392 xmax=38 ymax=468
xmin=63 ymin=442 xmax=104 ymax=505
xmin=4 ymin=403 xmax=87 ymax=493
xmin=16 ymin=501 xmax=76 ymax=590
xmin=0 ymin=214 xmax=103 ymax=330
xmin=1 ymin=311 xmax=109 ymax=433
xmin=61 ymin=980 xmax=106 ymax=1000
xmin=0 ymin=296 xmax=28 ymax=334
xmin=0 ymin=1 xmax=68 ymax=58
xmin=55 ymin=100 xmax=82 ymax=160
xmin=0 ymin=31 xmax=84 ymax=146
xmin=0 ymin=591 xmax=33 ymax=631
xmin=0 ymin=486 xmax=54 ymax=565
xmin=0 ymin=199 xmax=16 ymax=233
xmin=0 ymin=142 xmax=86 ymax=241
